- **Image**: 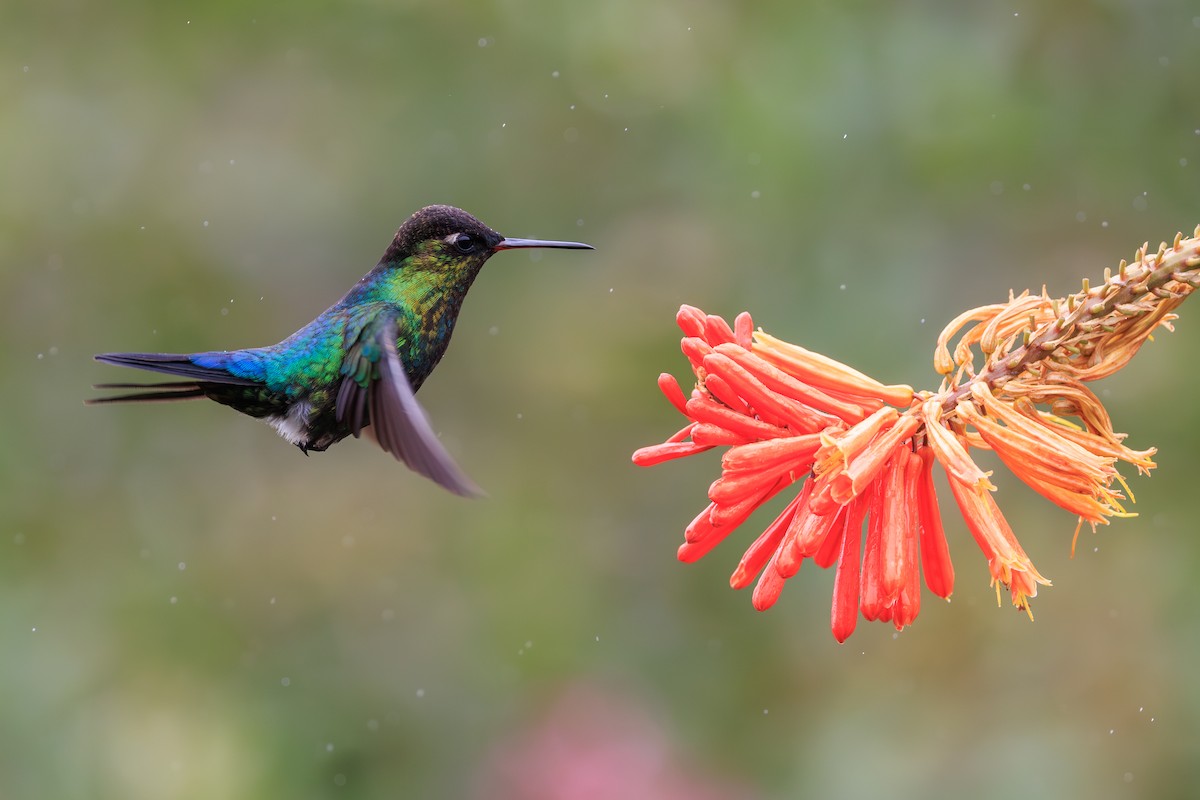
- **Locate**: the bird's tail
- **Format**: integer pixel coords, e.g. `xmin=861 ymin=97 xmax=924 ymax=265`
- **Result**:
xmin=93 ymin=352 xmax=260 ymax=383
xmin=88 ymin=351 xmax=261 ymax=404
xmin=86 ymin=381 xmax=209 ymax=404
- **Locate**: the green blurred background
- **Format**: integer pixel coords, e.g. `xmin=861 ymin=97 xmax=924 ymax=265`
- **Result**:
xmin=3 ymin=2 xmax=1199 ymax=798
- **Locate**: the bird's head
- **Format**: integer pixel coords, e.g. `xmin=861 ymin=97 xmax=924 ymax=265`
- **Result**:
xmin=381 ymin=205 xmax=593 ymax=282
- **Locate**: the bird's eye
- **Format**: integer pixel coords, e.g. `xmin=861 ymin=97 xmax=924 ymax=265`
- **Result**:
xmin=452 ymin=233 xmax=476 ymax=253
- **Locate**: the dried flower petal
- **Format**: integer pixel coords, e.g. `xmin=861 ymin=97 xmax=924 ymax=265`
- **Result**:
xmin=944 ymin=468 xmax=1049 ymax=609
xmin=920 ymin=399 xmax=994 ymax=493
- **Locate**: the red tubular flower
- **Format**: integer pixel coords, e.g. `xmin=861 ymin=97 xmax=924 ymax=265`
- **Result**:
xmin=775 ymin=500 xmax=846 ymax=579
xmin=633 ymin=227 xmax=1200 ymax=640
xmin=915 ymin=447 xmax=954 ymax=600
xmin=640 ymin=302 xmax=1055 ymax=638
xmin=858 ymin=479 xmax=888 ymax=623
xmin=830 ymin=495 xmax=867 ymax=642
xmin=729 ymin=490 xmax=807 ymax=590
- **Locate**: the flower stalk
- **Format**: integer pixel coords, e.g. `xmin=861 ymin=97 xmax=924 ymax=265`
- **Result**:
xmin=633 ymin=229 xmax=1200 ymax=641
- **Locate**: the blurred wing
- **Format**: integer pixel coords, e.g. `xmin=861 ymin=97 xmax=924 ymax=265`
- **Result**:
xmin=335 ymin=316 xmax=482 ymax=497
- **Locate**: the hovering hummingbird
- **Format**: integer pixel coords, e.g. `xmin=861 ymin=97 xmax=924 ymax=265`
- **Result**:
xmin=89 ymin=205 xmax=594 ymax=496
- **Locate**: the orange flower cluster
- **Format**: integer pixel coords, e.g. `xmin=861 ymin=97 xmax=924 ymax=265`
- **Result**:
xmin=634 ymin=230 xmax=1200 ymax=641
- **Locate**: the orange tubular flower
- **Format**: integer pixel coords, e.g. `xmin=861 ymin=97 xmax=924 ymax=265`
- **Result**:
xmin=633 ymin=229 xmax=1200 ymax=640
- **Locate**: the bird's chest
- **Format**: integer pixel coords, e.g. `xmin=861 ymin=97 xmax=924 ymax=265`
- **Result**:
xmin=396 ymin=298 xmax=463 ymax=391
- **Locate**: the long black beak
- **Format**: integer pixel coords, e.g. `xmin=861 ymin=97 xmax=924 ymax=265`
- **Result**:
xmin=494 ymin=237 xmax=594 ymax=251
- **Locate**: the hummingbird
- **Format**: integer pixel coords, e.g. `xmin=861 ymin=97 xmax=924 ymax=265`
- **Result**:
xmin=89 ymin=205 xmax=593 ymax=496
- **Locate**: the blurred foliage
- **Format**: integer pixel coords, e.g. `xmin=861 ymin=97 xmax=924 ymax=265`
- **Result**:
xmin=2 ymin=1 xmax=1199 ymax=798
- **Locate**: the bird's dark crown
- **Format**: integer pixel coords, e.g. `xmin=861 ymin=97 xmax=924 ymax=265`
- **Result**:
xmin=380 ymin=205 xmax=503 ymax=263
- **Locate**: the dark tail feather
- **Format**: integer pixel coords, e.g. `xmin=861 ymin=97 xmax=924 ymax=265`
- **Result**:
xmin=87 ymin=381 xmax=208 ymax=404
xmin=94 ymin=352 xmax=259 ymax=385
